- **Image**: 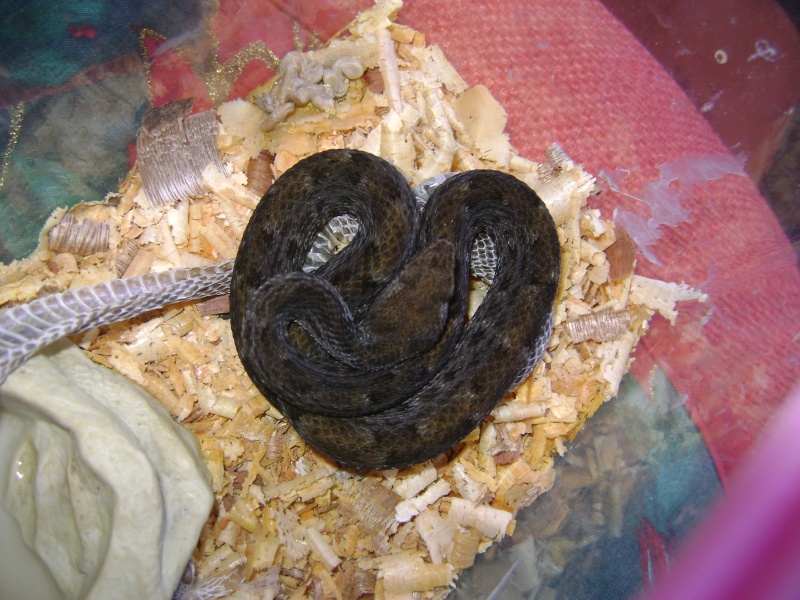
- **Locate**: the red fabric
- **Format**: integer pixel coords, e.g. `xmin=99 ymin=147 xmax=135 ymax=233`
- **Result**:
xmin=398 ymin=0 xmax=800 ymax=485
xmin=601 ymin=0 xmax=800 ymax=181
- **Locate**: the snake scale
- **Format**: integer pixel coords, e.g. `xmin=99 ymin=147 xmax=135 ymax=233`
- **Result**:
xmin=230 ymin=149 xmax=560 ymax=470
xmin=0 ymin=149 xmax=560 ymax=471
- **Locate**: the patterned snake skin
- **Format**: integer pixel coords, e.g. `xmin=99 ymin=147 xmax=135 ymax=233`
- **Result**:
xmin=0 ymin=262 xmax=234 ymax=384
xmin=230 ymin=149 xmax=560 ymax=470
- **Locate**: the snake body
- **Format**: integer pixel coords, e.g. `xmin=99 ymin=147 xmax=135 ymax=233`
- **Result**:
xmin=230 ymin=149 xmax=560 ymax=470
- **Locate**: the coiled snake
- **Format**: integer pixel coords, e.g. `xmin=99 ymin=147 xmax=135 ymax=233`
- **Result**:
xmin=0 ymin=149 xmax=560 ymax=471
xmin=230 ymin=149 xmax=560 ymax=469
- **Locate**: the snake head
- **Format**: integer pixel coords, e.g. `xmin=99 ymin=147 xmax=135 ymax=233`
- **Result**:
xmin=360 ymin=239 xmax=456 ymax=363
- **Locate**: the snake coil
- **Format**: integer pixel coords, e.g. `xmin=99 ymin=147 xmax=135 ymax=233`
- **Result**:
xmin=230 ymin=149 xmax=560 ymax=470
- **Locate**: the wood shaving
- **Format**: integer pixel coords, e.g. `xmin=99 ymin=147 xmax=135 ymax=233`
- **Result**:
xmin=114 ymin=239 xmax=140 ymax=277
xmin=47 ymin=213 xmax=110 ymax=256
xmin=605 ymin=225 xmax=637 ymax=281
xmin=0 ymin=2 xmax=707 ymax=598
xmin=137 ymin=104 xmax=226 ymax=208
xmin=566 ymin=309 xmax=632 ymax=343
xmin=630 ymin=275 xmax=708 ymax=325
xmin=245 ymin=151 xmax=275 ymax=197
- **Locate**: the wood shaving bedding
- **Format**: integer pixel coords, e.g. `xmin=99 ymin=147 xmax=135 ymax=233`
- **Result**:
xmin=0 ymin=1 xmax=705 ymax=598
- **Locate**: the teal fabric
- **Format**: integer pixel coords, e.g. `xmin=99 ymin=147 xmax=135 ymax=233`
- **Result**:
xmin=0 ymin=0 xmax=203 ymax=262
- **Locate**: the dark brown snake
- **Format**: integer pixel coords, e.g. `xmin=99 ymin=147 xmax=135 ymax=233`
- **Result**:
xmin=230 ymin=149 xmax=560 ymax=470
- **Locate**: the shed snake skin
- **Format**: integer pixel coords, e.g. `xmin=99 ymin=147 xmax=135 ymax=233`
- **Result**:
xmin=0 ymin=149 xmax=560 ymax=471
xmin=0 ymin=262 xmax=233 ymax=384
